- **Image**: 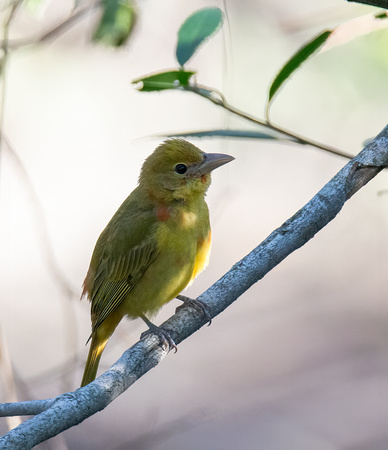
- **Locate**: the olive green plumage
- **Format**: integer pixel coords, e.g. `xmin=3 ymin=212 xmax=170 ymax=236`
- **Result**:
xmin=81 ymin=139 xmax=233 ymax=386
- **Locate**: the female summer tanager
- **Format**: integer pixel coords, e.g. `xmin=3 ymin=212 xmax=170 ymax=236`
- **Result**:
xmin=81 ymin=139 xmax=234 ymax=386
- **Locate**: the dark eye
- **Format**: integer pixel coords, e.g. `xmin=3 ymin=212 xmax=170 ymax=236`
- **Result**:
xmin=174 ymin=164 xmax=187 ymax=174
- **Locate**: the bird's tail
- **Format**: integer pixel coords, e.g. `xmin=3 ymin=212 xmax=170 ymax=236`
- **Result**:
xmin=81 ymin=335 xmax=108 ymax=387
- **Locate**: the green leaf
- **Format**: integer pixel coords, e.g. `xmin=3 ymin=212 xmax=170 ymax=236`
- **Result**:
xmin=176 ymin=7 xmax=224 ymax=67
xmin=164 ymin=129 xmax=278 ymax=140
xmin=268 ymin=30 xmax=332 ymax=105
xmin=93 ymin=0 xmax=136 ymax=47
xmin=375 ymin=11 xmax=388 ymax=19
xmin=132 ymin=70 xmax=196 ymax=92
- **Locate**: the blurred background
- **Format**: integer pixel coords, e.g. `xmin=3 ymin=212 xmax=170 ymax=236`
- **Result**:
xmin=1 ymin=0 xmax=388 ymax=448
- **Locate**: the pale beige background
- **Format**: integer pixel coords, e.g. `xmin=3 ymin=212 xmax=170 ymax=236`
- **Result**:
xmin=1 ymin=0 xmax=388 ymax=449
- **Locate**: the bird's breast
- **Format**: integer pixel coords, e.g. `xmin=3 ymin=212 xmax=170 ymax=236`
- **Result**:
xmin=121 ymin=202 xmax=211 ymax=317
xmin=155 ymin=205 xmax=198 ymax=229
xmin=156 ymin=205 xmax=171 ymax=222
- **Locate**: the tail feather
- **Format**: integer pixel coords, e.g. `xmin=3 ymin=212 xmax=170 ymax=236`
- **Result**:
xmin=81 ymin=336 xmax=108 ymax=387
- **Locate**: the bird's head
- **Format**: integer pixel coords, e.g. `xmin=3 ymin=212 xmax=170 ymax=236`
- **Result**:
xmin=139 ymin=139 xmax=234 ymax=203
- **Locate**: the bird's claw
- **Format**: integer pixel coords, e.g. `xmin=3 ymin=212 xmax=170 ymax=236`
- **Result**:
xmin=176 ymin=295 xmax=212 ymax=326
xmin=141 ymin=326 xmax=177 ymax=353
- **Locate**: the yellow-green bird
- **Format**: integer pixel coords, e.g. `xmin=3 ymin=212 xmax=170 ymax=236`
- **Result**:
xmin=81 ymin=139 xmax=234 ymax=386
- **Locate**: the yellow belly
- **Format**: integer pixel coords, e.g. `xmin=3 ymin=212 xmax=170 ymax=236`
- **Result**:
xmin=121 ymin=211 xmax=211 ymax=318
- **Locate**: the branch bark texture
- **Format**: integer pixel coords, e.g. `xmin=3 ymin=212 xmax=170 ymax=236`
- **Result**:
xmin=1 ymin=125 xmax=388 ymax=449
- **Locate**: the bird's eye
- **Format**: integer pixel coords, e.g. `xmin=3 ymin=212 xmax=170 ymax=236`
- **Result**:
xmin=174 ymin=164 xmax=187 ymax=175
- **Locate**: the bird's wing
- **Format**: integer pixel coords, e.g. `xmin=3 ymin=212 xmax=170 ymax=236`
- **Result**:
xmin=86 ymin=207 xmax=158 ymax=333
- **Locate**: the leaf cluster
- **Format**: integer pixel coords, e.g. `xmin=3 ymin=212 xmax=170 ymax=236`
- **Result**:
xmin=132 ymin=6 xmax=388 ymax=158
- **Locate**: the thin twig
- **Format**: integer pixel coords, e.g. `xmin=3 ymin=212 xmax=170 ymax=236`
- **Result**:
xmin=184 ymin=83 xmax=354 ymax=159
xmin=0 ymin=5 xmax=22 ymax=430
xmin=2 ymin=136 xmax=77 ymax=299
xmin=0 ymin=1 xmax=100 ymax=50
xmin=37 ymin=2 xmax=100 ymax=45
xmin=0 ymin=1 xmax=21 ymax=164
xmin=2 ymin=136 xmax=79 ymax=393
xmin=0 ymin=325 xmax=21 ymax=430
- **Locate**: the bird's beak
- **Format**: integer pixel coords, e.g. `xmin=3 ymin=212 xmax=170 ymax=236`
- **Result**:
xmin=190 ymin=152 xmax=235 ymax=177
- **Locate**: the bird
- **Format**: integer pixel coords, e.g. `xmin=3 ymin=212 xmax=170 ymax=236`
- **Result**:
xmin=80 ymin=139 xmax=234 ymax=386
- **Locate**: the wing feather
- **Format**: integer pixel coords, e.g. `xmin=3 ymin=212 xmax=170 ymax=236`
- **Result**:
xmin=90 ymin=238 xmax=157 ymax=333
xmin=84 ymin=197 xmax=158 ymax=334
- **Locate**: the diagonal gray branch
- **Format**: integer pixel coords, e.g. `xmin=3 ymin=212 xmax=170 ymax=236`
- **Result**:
xmin=1 ymin=125 xmax=388 ymax=449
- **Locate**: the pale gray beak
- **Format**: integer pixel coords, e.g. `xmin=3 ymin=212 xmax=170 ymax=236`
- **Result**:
xmin=192 ymin=152 xmax=235 ymax=176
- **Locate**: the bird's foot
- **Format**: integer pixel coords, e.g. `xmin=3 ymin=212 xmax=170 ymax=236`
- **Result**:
xmin=176 ymin=295 xmax=212 ymax=326
xmin=140 ymin=314 xmax=177 ymax=353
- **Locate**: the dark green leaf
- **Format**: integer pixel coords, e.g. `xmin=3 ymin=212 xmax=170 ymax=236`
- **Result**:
xmin=268 ymin=30 xmax=332 ymax=105
xmin=176 ymin=7 xmax=224 ymax=67
xmin=347 ymin=0 xmax=388 ymax=8
xmin=93 ymin=0 xmax=136 ymax=47
xmin=132 ymin=70 xmax=196 ymax=92
xmin=164 ymin=129 xmax=279 ymax=140
xmin=375 ymin=11 xmax=388 ymax=19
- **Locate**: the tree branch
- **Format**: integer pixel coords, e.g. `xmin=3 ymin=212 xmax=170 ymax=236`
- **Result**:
xmin=1 ymin=125 xmax=388 ymax=449
xmin=0 ymin=399 xmax=55 ymax=417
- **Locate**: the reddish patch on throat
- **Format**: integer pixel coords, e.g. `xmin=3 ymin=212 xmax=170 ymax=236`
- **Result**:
xmin=201 ymin=174 xmax=208 ymax=183
xmin=156 ymin=205 xmax=171 ymax=222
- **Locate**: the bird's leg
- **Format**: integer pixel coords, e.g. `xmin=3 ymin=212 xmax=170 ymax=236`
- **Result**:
xmin=140 ymin=314 xmax=177 ymax=353
xmin=176 ymin=295 xmax=212 ymax=326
